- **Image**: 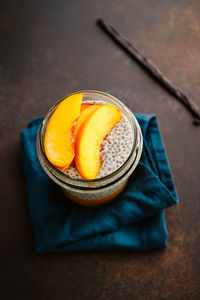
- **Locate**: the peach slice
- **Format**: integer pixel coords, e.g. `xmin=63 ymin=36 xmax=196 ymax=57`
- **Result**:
xmin=80 ymin=103 xmax=93 ymax=112
xmin=73 ymin=104 xmax=102 ymax=139
xmin=75 ymin=104 xmax=122 ymax=179
xmin=44 ymin=93 xmax=83 ymax=169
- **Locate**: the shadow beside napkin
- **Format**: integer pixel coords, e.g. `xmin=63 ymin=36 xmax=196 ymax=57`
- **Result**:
xmin=21 ymin=114 xmax=178 ymax=252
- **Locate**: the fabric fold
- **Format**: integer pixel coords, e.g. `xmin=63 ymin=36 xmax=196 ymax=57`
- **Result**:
xmin=21 ymin=114 xmax=178 ymax=252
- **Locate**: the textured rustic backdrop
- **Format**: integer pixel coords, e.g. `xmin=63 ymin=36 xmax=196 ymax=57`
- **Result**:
xmin=0 ymin=0 xmax=200 ymax=299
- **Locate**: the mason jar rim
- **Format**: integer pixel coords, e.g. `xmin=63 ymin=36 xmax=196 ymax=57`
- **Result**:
xmin=36 ymin=90 xmax=140 ymax=189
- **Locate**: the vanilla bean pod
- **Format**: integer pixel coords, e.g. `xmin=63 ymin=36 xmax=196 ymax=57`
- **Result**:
xmin=97 ymin=18 xmax=200 ymax=124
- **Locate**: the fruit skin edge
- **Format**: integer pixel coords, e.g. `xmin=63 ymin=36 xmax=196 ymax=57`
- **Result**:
xmin=73 ymin=104 xmax=102 ymax=139
xmin=44 ymin=93 xmax=83 ymax=169
xmin=44 ymin=96 xmax=122 ymax=180
xmin=75 ymin=104 xmax=122 ymax=180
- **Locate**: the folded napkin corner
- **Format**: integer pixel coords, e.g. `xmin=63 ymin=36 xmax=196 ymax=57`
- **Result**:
xmin=21 ymin=114 xmax=178 ymax=252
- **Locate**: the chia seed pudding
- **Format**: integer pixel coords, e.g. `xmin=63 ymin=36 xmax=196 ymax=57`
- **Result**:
xmin=36 ymin=90 xmax=143 ymax=206
xmin=64 ymin=101 xmax=134 ymax=181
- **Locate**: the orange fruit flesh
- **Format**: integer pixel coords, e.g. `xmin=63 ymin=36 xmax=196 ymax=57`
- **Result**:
xmin=80 ymin=103 xmax=92 ymax=112
xmin=73 ymin=104 xmax=102 ymax=139
xmin=75 ymin=104 xmax=122 ymax=179
xmin=44 ymin=93 xmax=83 ymax=169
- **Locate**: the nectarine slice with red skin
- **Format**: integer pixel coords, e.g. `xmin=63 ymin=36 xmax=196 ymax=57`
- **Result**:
xmin=74 ymin=104 xmax=102 ymax=140
xmin=75 ymin=104 xmax=122 ymax=180
xmin=44 ymin=93 xmax=83 ymax=169
xmin=80 ymin=103 xmax=93 ymax=112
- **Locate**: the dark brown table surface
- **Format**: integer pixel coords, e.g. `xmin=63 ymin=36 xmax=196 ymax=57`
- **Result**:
xmin=1 ymin=1 xmax=200 ymax=299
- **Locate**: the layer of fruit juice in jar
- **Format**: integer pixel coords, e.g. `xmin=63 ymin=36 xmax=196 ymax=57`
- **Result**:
xmin=63 ymin=100 xmax=134 ymax=205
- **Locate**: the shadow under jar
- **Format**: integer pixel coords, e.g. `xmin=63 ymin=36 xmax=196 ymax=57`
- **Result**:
xmin=36 ymin=90 xmax=143 ymax=206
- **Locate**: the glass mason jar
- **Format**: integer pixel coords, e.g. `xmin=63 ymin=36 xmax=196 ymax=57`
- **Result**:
xmin=36 ymin=90 xmax=143 ymax=206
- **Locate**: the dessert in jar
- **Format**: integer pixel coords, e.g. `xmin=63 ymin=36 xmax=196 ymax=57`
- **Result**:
xmin=36 ymin=90 xmax=143 ymax=206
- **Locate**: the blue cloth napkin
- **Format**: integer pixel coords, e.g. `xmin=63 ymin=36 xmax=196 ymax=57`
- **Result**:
xmin=21 ymin=114 xmax=178 ymax=252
